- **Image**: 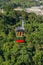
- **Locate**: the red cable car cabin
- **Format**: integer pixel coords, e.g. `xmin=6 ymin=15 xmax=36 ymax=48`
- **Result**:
xmin=15 ymin=26 xmax=25 ymax=43
xmin=15 ymin=18 xmax=25 ymax=43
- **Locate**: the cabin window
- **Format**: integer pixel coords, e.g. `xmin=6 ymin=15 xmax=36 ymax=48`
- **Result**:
xmin=16 ymin=31 xmax=24 ymax=37
xmin=16 ymin=32 xmax=21 ymax=36
xmin=20 ymin=32 xmax=21 ymax=36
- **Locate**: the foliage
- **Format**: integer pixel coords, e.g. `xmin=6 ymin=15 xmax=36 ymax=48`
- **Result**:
xmin=0 ymin=0 xmax=43 ymax=8
xmin=0 ymin=6 xmax=43 ymax=65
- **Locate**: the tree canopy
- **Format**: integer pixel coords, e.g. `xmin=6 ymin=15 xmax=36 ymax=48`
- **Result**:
xmin=0 ymin=6 xmax=43 ymax=65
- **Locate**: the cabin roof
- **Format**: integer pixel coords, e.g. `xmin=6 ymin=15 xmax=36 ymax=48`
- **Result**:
xmin=15 ymin=26 xmax=24 ymax=32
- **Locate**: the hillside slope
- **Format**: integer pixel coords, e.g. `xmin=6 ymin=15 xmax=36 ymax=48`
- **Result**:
xmin=0 ymin=7 xmax=43 ymax=65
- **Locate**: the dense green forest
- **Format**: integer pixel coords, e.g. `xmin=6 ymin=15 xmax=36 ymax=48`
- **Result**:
xmin=0 ymin=0 xmax=43 ymax=8
xmin=0 ymin=4 xmax=43 ymax=65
